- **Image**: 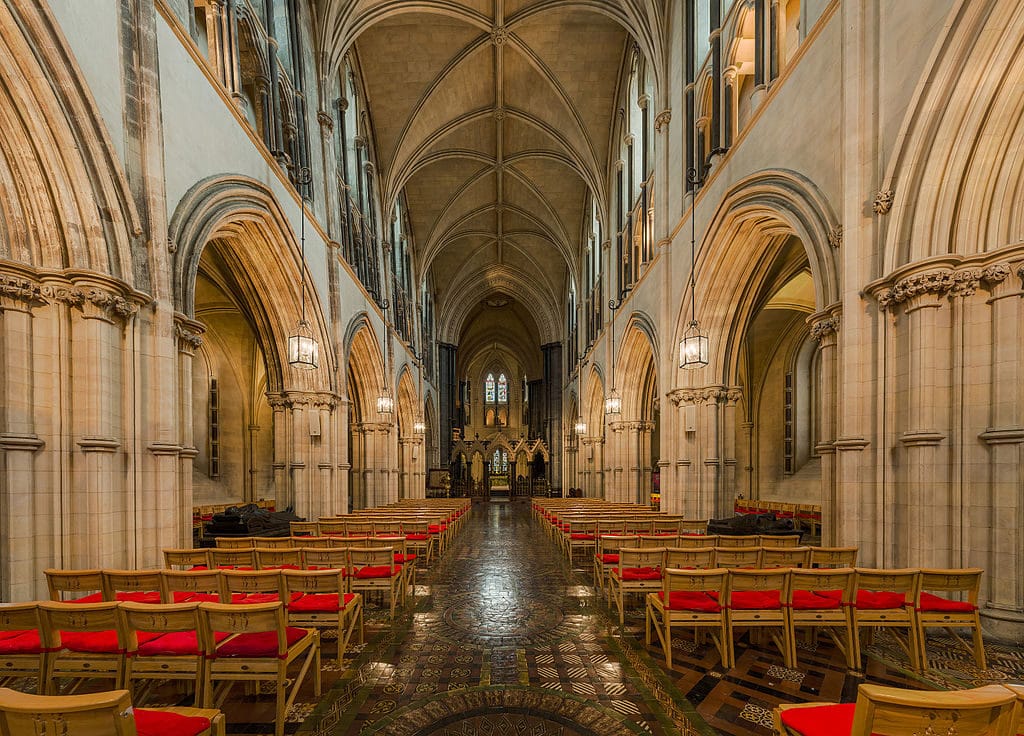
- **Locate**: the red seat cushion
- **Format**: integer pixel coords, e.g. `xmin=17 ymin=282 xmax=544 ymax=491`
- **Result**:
xmin=394 ymin=553 xmax=417 ymax=564
xmin=175 ymin=592 xmax=221 ymax=603
xmin=137 ymin=630 xmax=230 ymax=656
xmin=134 ymin=708 xmax=211 ymax=736
xmin=659 ymin=590 xmax=722 ymax=612
xmin=730 ymin=590 xmax=782 ymax=610
xmin=214 ymin=627 xmax=309 ymax=658
xmin=598 ymin=553 xmax=620 ymax=563
xmin=918 ymin=592 xmax=977 ymax=613
xmin=815 ymin=589 xmax=844 ymax=602
xmin=405 ymin=533 xmax=429 ymax=541
xmin=288 ymin=593 xmax=357 ymax=613
xmin=228 ymin=592 xmax=281 ymax=604
xmin=779 ymin=703 xmax=856 ymax=736
xmin=262 ymin=564 xmax=302 ymax=571
xmin=115 ymin=591 xmax=162 ymax=604
xmin=428 ymin=524 xmax=447 ymax=533
xmin=0 ymin=630 xmax=46 ymax=654
xmin=792 ymin=590 xmax=843 ymax=610
xmin=856 ymin=590 xmax=907 ymax=610
xmin=66 ymin=592 xmax=104 ymax=603
xmin=355 ymin=565 xmax=397 ymax=579
xmin=60 ymin=630 xmax=161 ymax=653
xmin=614 ymin=567 xmax=662 ymax=581
xmin=569 ymin=533 xmax=595 ymax=540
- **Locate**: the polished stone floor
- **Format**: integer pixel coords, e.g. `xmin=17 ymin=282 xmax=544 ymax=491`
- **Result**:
xmin=121 ymin=501 xmax=1024 ymax=734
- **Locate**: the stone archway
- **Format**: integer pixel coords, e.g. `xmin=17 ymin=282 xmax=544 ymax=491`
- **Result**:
xmin=346 ymin=317 xmax=392 ymax=509
xmin=609 ymin=321 xmax=658 ymax=505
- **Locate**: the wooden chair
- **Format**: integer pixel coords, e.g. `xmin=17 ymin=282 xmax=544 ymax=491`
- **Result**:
xmin=209 ymin=549 xmax=255 ymax=570
xmin=679 ymin=520 xmax=709 ymax=535
xmin=595 ymin=518 xmax=627 ymax=539
xmin=0 ymin=603 xmax=47 ymax=693
xmin=645 ymin=568 xmax=728 ymax=668
xmin=759 ymin=534 xmax=802 ymax=548
xmin=160 ymin=569 xmax=224 ymax=604
xmin=301 ymin=548 xmax=351 ymax=582
xmin=724 ymin=568 xmax=793 ymax=669
xmin=313 ymin=519 xmax=345 ymax=536
xmin=915 ymin=567 xmax=986 ymax=671
xmin=348 ymin=547 xmax=402 ymax=619
xmin=163 ymin=549 xmax=212 ymax=570
xmin=713 ymin=546 xmax=763 ymax=569
xmin=593 ymin=534 xmax=638 ymax=597
xmin=651 ymin=518 xmax=681 ymax=537
xmin=102 ymin=570 xmax=164 ymax=604
xmin=344 ymin=520 xmax=375 ymax=538
xmin=254 ymin=548 xmax=304 ymax=571
xmin=292 ymin=535 xmax=332 ymax=549
xmin=609 ymin=547 xmax=666 ymax=626
xmin=0 ymin=687 xmax=225 ymax=736
xmin=120 ymin=601 xmax=210 ymax=705
xmin=365 ymin=536 xmax=416 ymax=604
xmin=786 ymin=567 xmax=856 ymax=669
xmin=677 ymin=534 xmax=719 ymax=548
xmin=851 ymin=568 xmax=921 ymax=672
xmin=774 ymin=683 xmax=1018 ymax=736
xmin=372 ymin=518 xmax=402 ymax=537
xmin=219 ymin=569 xmax=284 ymax=605
xmin=282 ymin=569 xmax=363 ymax=664
xmin=402 ymin=518 xmax=435 ymax=564
xmin=716 ymin=535 xmax=761 ymax=548
xmin=638 ymin=533 xmax=677 ymax=548
xmin=796 ymin=504 xmax=821 ymax=537
xmin=252 ymin=537 xmax=292 ymax=550
xmin=44 ymin=568 xmax=105 ymax=602
xmin=810 ymin=546 xmax=858 ymax=568
xmin=289 ymin=521 xmax=319 ymax=537
xmin=198 ymin=602 xmax=320 ymax=736
xmin=564 ymin=519 xmax=598 ymax=567
xmin=1006 ymin=684 xmax=1024 ymax=736
xmin=760 ymin=547 xmax=811 ymax=569
xmin=38 ymin=601 xmax=133 ymax=693
xmin=213 ymin=537 xmax=253 ymax=549
xmin=665 ymin=545 xmax=717 ymax=571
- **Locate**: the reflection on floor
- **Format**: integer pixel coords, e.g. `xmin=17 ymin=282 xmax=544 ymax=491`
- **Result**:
xmin=20 ymin=502 xmax=1021 ymax=734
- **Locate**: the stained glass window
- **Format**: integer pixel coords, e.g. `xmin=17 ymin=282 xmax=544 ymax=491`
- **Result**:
xmin=485 ymin=373 xmax=495 ymax=403
xmin=497 ymin=373 xmax=508 ymax=404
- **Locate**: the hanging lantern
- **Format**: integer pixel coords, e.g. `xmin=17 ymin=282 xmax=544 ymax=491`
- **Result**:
xmin=288 ymin=319 xmax=319 ymax=370
xmin=604 ymin=388 xmax=622 ymax=415
xmin=413 ymin=418 xmax=426 ymax=434
xmin=679 ymin=320 xmax=709 ymax=369
xmin=574 ymin=418 xmax=587 ymax=435
xmin=377 ymin=390 xmax=394 ymax=415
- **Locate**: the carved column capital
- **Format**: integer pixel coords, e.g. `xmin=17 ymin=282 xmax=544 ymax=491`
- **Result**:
xmin=873 ymin=189 xmax=894 ymax=214
xmin=0 ymin=273 xmax=46 ymax=311
xmin=174 ymin=315 xmax=205 ymax=355
xmin=654 ymin=109 xmax=671 ymax=132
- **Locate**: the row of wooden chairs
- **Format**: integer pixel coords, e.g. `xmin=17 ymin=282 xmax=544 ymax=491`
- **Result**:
xmin=0 ymin=688 xmax=227 ymax=736
xmin=595 ymin=544 xmax=858 ymax=600
xmin=564 ymin=530 xmax=807 ymax=565
xmin=217 ymin=528 xmax=437 ymax=565
xmin=41 ymin=567 xmax=365 ymax=661
xmin=774 ymin=682 xmax=1024 ymax=736
xmin=735 ymin=499 xmax=822 ymax=536
xmin=0 ymin=600 xmax=319 ymax=736
xmin=640 ymin=565 xmax=985 ymax=674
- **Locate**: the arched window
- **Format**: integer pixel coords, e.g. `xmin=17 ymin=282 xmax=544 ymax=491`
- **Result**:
xmin=497 ymin=374 xmax=508 ymax=404
xmin=485 ymin=373 xmax=496 ymax=403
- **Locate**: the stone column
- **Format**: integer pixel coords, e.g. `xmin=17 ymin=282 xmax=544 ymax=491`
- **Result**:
xmin=606 ymin=421 xmax=625 ymax=502
xmin=0 ymin=274 xmax=47 ymax=601
xmin=269 ymin=395 xmax=290 ymax=509
xmin=174 ymin=315 xmax=204 ymax=549
xmin=336 ymin=397 xmax=351 ymax=514
xmin=980 ymin=264 xmax=1024 ymax=636
xmin=810 ymin=311 xmax=840 ymax=544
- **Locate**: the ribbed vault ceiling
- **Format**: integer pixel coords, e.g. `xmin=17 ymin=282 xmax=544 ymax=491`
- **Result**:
xmin=337 ymin=0 xmax=637 ymax=366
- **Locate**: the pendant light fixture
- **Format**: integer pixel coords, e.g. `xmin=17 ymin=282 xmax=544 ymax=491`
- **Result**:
xmin=574 ymin=352 xmax=587 ymax=436
xmin=679 ymin=167 xmax=709 ymax=369
xmin=288 ymin=167 xmax=319 ymax=370
xmin=605 ymin=298 xmax=622 ymax=415
xmin=377 ymin=299 xmax=394 ymax=414
xmin=413 ymin=351 xmax=426 ymax=434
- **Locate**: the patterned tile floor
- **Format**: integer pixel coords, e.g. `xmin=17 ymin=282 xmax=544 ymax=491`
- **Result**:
xmin=24 ymin=502 xmax=1022 ymax=734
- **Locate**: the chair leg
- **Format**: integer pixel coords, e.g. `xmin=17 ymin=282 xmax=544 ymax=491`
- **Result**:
xmin=971 ymin=620 xmax=987 ymax=670
xmin=275 ymin=670 xmax=286 ymax=736
xmin=664 ymin=621 xmax=672 ymax=667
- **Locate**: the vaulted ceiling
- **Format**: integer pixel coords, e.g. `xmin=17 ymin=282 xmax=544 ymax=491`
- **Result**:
xmin=331 ymin=0 xmax=646 ymax=373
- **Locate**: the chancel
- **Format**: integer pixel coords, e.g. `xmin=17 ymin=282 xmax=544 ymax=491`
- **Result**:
xmin=1 ymin=1 xmax=1024 ymax=735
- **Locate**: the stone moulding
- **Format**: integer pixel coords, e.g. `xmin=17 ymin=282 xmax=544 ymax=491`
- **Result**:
xmin=0 ymin=263 xmax=150 ymax=319
xmin=667 ymin=385 xmax=742 ymax=406
xmin=867 ymin=258 xmax=1015 ymax=310
xmin=978 ymin=427 xmax=1024 ymax=445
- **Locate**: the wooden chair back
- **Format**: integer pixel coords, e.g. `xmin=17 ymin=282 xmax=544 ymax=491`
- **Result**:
xmin=345 ymin=520 xmax=375 ymax=537
xmin=679 ymin=520 xmax=709 ymax=535
xmin=637 ymin=534 xmax=674 ymax=549
xmin=281 ymin=569 xmax=346 ymax=597
xmin=255 ymin=548 xmax=304 ymax=570
xmin=788 ymin=567 xmax=855 ymax=601
xmin=302 ymin=548 xmax=349 ymax=572
xmin=214 ymin=537 xmax=254 ymax=549
xmin=677 ymin=534 xmax=719 ymax=548
xmin=219 ymin=570 xmax=283 ymax=603
xmin=664 ymin=547 xmax=716 ymax=570
xmin=918 ymin=567 xmax=983 ymax=603
xmin=0 ymin=604 xmax=46 ymax=693
xmin=293 ymin=536 xmax=332 ymax=548
xmin=759 ymin=534 xmax=802 ymax=548
xmin=253 ymin=537 xmax=292 ymax=549
xmin=209 ymin=548 xmax=255 ymax=569
xmin=662 ymin=567 xmax=728 ymax=596
xmin=650 ymin=518 xmax=681 ymax=536
xmin=39 ymin=601 xmax=125 ymax=645
xmin=716 ymin=535 xmax=760 ymax=548
xmin=760 ymin=547 xmax=812 ymax=569
xmin=713 ymin=546 xmax=763 ymax=569
xmin=810 ymin=546 xmax=858 ymax=568
xmin=197 ymin=601 xmax=288 ymax=653
xmin=348 ymin=546 xmax=395 ymax=573
xmin=595 ymin=534 xmax=638 ymax=556
xmin=44 ymin=569 xmax=104 ymax=602
xmin=163 ymin=548 xmax=211 ymax=570
xmin=373 ymin=518 xmax=402 ymax=537
xmin=101 ymin=570 xmax=163 ymax=603
xmin=0 ymin=688 xmax=139 ymax=736
xmin=617 ymin=547 xmax=666 ymax=571
xmin=850 ymin=683 xmax=1017 ymax=736
xmin=160 ymin=569 xmax=223 ymax=603
xmin=317 ymin=520 xmax=346 ymax=536
xmin=595 ymin=518 xmax=627 ymax=537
